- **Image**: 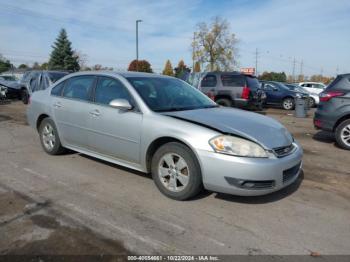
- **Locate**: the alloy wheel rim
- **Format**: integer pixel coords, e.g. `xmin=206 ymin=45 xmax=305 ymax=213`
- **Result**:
xmin=42 ymin=124 xmax=56 ymax=151
xmin=340 ymin=124 xmax=350 ymax=146
xmin=284 ymin=99 xmax=293 ymax=110
xmin=158 ymin=153 xmax=190 ymax=192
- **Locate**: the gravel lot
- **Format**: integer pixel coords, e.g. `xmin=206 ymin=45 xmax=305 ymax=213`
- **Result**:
xmin=0 ymin=101 xmax=349 ymax=255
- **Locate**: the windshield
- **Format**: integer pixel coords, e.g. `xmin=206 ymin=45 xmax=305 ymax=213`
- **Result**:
xmin=127 ymin=77 xmax=218 ymax=112
xmin=1 ymin=75 xmax=17 ymax=81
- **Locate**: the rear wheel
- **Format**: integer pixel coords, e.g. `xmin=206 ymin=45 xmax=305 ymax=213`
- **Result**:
xmin=39 ymin=118 xmax=65 ymax=155
xmin=21 ymin=89 xmax=29 ymax=104
xmin=282 ymin=97 xmax=294 ymax=110
xmin=335 ymin=119 xmax=350 ymax=150
xmin=216 ymin=98 xmax=232 ymax=107
xmin=151 ymin=142 xmax=203 ymax=200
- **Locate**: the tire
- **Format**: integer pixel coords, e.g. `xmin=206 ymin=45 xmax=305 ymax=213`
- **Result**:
xmin=38 ymin=118 xmax=66 ymax=155
xmin=308 ymin=97 xmax=316 ymax=108
xmin=151 ymin=142 xmax=203 ymax=200
xmin=21 ymin=89 xmax=29 ymax=104
xmin=335 ymin=119 xmax=350 ymax=150
xmin=216 ymin=98 xmax=232 ymax=107
xmin=282 ymin=97 xmax=295 ymax=110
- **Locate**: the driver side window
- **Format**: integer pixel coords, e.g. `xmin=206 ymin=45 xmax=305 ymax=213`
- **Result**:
xmin=94 ymin=77 xmax=134 ymax=106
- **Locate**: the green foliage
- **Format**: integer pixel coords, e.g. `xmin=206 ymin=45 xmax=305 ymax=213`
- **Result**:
xmin=18 ymin=64 xmax=29 ymax=69
xmin=162 ymin=60 xmax=174 ymax=76
xmin=48 ymin=29 xmax=80 ymax=72
xmin=128 ymin=60 xmax=153 ymax=73
xmin=259 ymin=71 xmax=287 ymax=82
xmin=174 ymin=60 xmax=190 ymax=78
xmin=194 ymin=61 xmax=201 ymax=73
xmin=192 ymin=17 xmax=238 ymax=71
xmin=0 ymin=54 xmax=13 ymax=73
xmin=40 ymin=62 xmax=49 ymax=70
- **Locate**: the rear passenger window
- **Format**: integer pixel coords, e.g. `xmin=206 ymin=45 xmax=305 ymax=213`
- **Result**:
xmin=221 ymin=75 xmax=244 ymax=87
xmin=201 ymin=75 xmax=217 ymax=87
xmin=51 ymin=81 xmax=66 ymax=96
xmin=63 ymin=76 xmax=95 ymax=101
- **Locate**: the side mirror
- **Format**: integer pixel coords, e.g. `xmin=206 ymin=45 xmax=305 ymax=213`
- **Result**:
xmin=109 ymin=99 xmax=133 ymax=110
xmin=273 ymin=87 xmax=279 ymax=91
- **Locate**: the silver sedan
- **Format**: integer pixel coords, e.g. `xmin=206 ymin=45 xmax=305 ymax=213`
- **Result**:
xmin=27 ymin=72 xmax=303 ymax=200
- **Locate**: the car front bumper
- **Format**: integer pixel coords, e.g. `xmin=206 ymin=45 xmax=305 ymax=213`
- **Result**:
xmin=197 ymin=142 xmax=303 ymax=196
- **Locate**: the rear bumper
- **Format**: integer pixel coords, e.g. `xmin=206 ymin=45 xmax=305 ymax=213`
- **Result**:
xmin=197 ymin=142 xmax=303 ymax=196
xmin=235 ymin=98 xmax=265 ymax=109
xmin=313 ymin=110 xmax=335 ymax=132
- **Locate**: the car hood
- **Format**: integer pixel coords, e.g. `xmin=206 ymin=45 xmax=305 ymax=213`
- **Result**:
xmin=163 ymin=107 xmax=293 ymax=149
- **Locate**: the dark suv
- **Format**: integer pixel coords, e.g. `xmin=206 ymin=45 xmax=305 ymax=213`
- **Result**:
xmin=199 ymin=72 xmax=265 ymax=109
xmin=19 ymin=71 xmax=69 ymax=104
xmin=314 ymin=73 xmax=350 ymax=150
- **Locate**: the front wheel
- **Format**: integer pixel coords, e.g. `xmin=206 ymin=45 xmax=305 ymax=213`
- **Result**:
xmin=282 ymin=97 xmax=295 ymax=110
xmin=335 ymin=119 xmax=350 ymax=150
xmin=39 ymin=118 xmax=66 ymax=155
xmin=151 ymin=142 xmax=203 ymax=200
xmin=21 ymin=89 xmax=29 ymax=104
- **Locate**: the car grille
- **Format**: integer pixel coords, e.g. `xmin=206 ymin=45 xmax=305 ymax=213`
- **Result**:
xmin=283 ymin=162 xmax=301 ymax=184
xmin=273 ymin=144 xmax=295 ymax=158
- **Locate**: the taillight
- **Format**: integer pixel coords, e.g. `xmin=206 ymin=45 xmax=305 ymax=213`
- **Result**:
xmin=241 ymin=86 xmax=250 ymax=100
xmin=319 ymin=91 xmax=344 ymax=102
xmin=206 ymin=91 xmax=215 ymax=101
xmin=314 ymin=119 xmax=322 ymax=128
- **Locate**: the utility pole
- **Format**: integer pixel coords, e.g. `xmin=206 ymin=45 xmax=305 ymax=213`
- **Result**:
xmin=255 ymin=48 xmax=259 ymax=76
xmin=299 ymin=60 xmax=303 ymax=82
xmin=292 ymin=57 xmax=296 ymax=82
xmin=336 ymin=66 xmax=339 ymax=76
xmin=136 ymin=19 xmax=142 ymax=71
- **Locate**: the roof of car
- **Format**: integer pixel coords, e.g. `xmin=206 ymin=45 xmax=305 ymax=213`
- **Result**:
xmin=67 ymin=71 xmax=172 ymax=79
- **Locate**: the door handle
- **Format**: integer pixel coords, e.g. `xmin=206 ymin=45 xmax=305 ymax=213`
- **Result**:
xmin=53 ymin=102 xmax=62 ymax=108
xmin=89 ymin=109 xmax=100 ymax=117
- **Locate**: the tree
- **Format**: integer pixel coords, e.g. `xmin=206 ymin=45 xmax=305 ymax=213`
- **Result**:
xmin=194 ymin=61 xmax=201 ymax=72
xmin=174 ymin=60 xmax=190 ymax=78
xmin=192 ymin=17 xmax=238 ymax=71
xmin=18 ymin=64 xmax=29 ymax=70
xmin=259 ymin=71 xmax=287 ymax=82
xmin=162 ymin=60 xmax=174 ymax=76
xmin=40 ymin=62 xmax=49 ymax=70
xmin=128 ymin=60 xmax=153 ymax=73
xmin=0 ymin=54 xmax=13 ymax=73
xmin=48 ymin=28 xmax=80 ymax=72
xmin=32 ymin=62 xmax=41 ymax=70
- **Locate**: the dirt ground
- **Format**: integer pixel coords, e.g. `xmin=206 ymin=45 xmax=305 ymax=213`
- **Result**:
xmin=0 ymin=101 xmax=349 ymax=256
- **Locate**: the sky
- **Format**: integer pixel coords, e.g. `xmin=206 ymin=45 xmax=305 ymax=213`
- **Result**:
xmin=0 ymin=0 xmax=349 ymax=76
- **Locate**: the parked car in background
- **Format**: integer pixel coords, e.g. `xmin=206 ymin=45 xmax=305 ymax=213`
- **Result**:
xmin=314 ymin=73 xmax=350 ymax=150
xmin=27 ymin=71 xmax=302 ymax=200
xmin=199 ymin=72 xmax=266 ymax=110
xmin=0 ymin=75 xmax=22 ymax=99
xmin=260 ymin=81 xmax=309 ymax=110
xmin=285 ymin=83 xmax=319 ymax=107
xmin=0 ymin=85 xmax=7 ymax=100
xmin=298 ymin=82 xmax=326 ymax=94
xmin=19 ymin=71 xmax=69 ymax=104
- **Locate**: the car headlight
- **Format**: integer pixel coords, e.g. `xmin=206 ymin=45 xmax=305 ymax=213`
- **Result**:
xmin=295 ymin=93 xmax=302 ymax=98
xmin=209 ymin=135 xmax=268 ymax=158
